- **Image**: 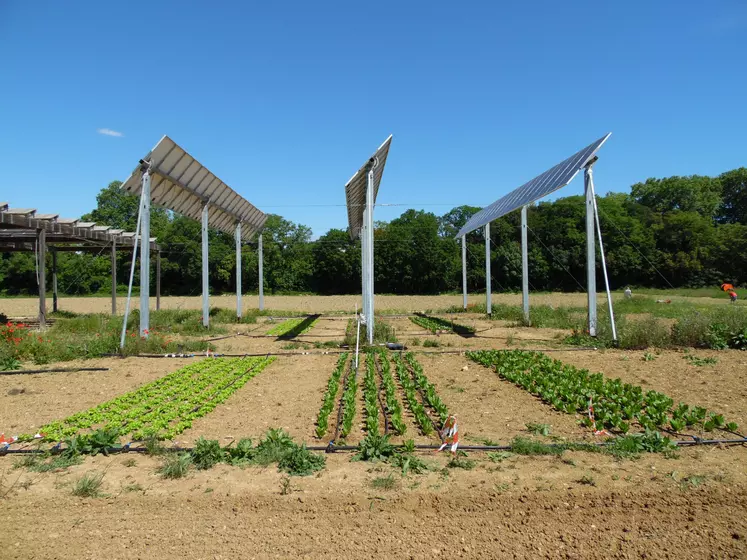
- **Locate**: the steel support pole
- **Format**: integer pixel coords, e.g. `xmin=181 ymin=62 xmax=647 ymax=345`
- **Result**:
xmin=235 ymin=223 xmax=242 ymax=319
xmin=156 ymin=250 xmax=161 ymax=311
xmin=52 ymin=249 xmax=58 ymax=313
xmin=521 ymin=205 xmax=529 ymax=325
xmin=111 ymin=240 xmax=116 ymax=315
xmin=461 ymin=235 xmax=467 ymax=310
xmin=589 ymin=174 xmax=618 ymax=343
xmin=484 ymin=223 xmax=491 ymax=316
xmin=584 ymin=164 xmax=597 ymax=336
xmin=360 ymin=214 xmax=367 ymax=324
xmin=37 ymin=229 xmax=46 ymax=329
xmin=366 ymin=168 xmax=375 ymax=344
xmin=258 ymin=233 xmax=264 ymax=311
xmin=139 ymin=170 xmax=151 ymax=338
xmin=202 ymin=203 xmax=210 ymax=328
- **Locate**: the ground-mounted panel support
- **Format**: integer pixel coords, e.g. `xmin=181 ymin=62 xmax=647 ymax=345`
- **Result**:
xmin=258 ymin=232 xmax=264 ymax=311
xmin=584 ymin=163 xmax=597 ymax=336
xmin=202 ymin=203 xmax=210 ymax=328
xmin=156 ymin=250 xmax=161 ymax=311
xmin=484 ymin=223 xmax=491 ymax=316
xmin=461 ymin=235 xmax=467 ymax=310
xmin=139 ymin=169 xmax=151 ymax=338
xmin=111 ymin=240 xmax=117 ymax=315
xmin=52 ymin=249 xmax=58 ymax=314
xmin=236 ymin=222 xmax=242 ymax=319
xmin=37 ymin=228 xmax=46 ymax=329
xmin=521 ymin=205 xmax=529 ymax=325
xmin=364 ymin=167 xmax=375 ymax=344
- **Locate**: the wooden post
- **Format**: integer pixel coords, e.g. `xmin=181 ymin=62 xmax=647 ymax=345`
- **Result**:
xmin=111 ymin=240 xmax=117 ymax=315
xmin=52 ymin=249 xmax=58 ymax=313
xmin=38 ymin=229 xmax=46 ymax=329
xmin=156 ymin=249 xmax=161 ymax=311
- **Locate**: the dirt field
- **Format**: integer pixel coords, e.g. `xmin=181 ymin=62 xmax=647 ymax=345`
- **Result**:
xmin=3 ymin=314 xmax=747 ymax=558
xmin=2 ymin=291 xmax=736 ymax=317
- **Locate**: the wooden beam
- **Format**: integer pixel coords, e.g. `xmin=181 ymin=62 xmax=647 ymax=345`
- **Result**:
xmin=38 ymin=229 xmax=46 ymax=329
xmin=52 ymin=250 xmax=58 ymax=313
xmin=111 ymin=240 xmax=117 ymax=315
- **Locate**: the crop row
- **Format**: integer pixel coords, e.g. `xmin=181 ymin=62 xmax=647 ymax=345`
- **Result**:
xmin=28 ymin=357 xmax=275 ymax=442
xmin=378 ymin=351 xmax=407 ymax=435
xmin=339 ymin=360 xmax=358 ymax=438
xmin=409 ymin=315 xmax=475 ymax=335
xmin=392 ymin=353 xmax=435 ymax=435
xmin=363 ymin=353 xmax=381 ymax=434
xmin=266 ymin=317 xmax=318 ymax=337
xmin=404 ymin=353 xmax=449 ymax=424
xmin=315 ymin=353 xmax=348 ymax=438
xmin=467 ymin=350 xmax=737 ymax=434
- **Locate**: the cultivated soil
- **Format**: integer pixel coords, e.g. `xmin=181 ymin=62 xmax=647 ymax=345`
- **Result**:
xmin=3 ymin=308 xmax=747 ymax=558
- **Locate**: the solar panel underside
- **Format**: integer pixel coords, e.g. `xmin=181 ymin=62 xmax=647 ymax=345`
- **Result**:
xmin=121 ymin=136 xmax=267 ymax=241
xmin=455 ymin=133 xmax=611 ymax=238
xmin=344 ymin=135 xmax=392 ymax=239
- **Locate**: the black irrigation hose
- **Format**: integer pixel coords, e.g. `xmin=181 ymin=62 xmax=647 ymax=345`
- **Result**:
xmin=1 ymin=367 xmax=109 ymax=376
xmin=373 ymin=353 xmax=389 ymax=436
xmin=5 ymin=437 xmax=746 ymax=456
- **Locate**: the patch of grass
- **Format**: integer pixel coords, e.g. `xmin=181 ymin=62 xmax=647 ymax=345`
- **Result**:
xmin=344 ymin=319 xmax=397 ymax=347
xmin=487 ymin=451 xmax=513 ymax=463
xmin=158 ymin=453 xmax=192 ymax=479
xmin=122 ymin=457 xmax=137 ymax=467
xmin=679 ymin=474 xmax=706 ymax=490
xmin=277 ymin=444 xmax=326 ymax=476
xmin=15 ymin=453 xmax=83 ymax=473
xmin=642 ymin=351 xmax=657 ymax=362
xmin=279 ymin=476 xmax=294 ymax=495
xmin=423 ymin=339 xmax=440 ymax=348
xmin=526 ymin=422 xmax=551 ymax=436
xmin=446 ymin=456 xmax=476 ymax=470
xmin=410 ymin=338 xmax=421 ymax=346
xmin=144 ymin=435 xmax=167 ymax=456
xmin=510 ymin=436 xmax=565 ymax=456
xmin=576 ymin=474 xmax=596 ymax=486
xmin=683 ymin=354 xmax=718 ymax=366
xmin=191 ymin=437 xmax=224 ymax=470
xmin=122 ymin=483 xmax=144 ymax=493
xmin=370 ymin=474 xmax=398 ymax=490
xmin=71 ymin=471 xmax=105 ymax=497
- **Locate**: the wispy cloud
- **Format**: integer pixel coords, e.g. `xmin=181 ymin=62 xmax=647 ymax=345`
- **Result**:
xmin=97 ymin=128 xmax=124 ymax=137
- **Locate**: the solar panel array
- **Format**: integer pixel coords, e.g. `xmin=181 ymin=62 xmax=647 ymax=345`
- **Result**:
xmin=344 ymin=135 xmax=392 ymax=239
xmin=121 ymin=136 xmax=267 ymax=241
xmin=455 ymin=133 xmax=611 ymax=238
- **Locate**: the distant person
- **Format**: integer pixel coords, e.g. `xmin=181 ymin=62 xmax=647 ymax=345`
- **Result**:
xmin=624 ymin=287 xmax=632 ymax=300
xmin=721 ymin=283 xmax=735 ymax=292
xmin=729 ymin=290 xmax=738 ymax=304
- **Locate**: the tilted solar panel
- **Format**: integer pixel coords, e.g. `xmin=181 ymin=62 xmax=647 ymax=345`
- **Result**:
xmin=455 ymin=133 xmax=611 ymax=238
xmin=121 ymin=136 xmax=267 ymax=241
xmin=344 ymin=135 xmax=392 ymax=239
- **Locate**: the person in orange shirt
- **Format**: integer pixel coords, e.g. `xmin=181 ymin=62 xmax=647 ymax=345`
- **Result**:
xmin=729 ymin=290 xmax=738 ymax=304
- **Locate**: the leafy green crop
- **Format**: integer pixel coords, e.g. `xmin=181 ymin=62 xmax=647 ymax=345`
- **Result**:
xmin=267 ymin=317 xmax=318 ymax=337
xmin=363 ymin=352 xmax=381 ymax=434
xmin=404 ymin=353 xmax=448 ymax=424
xmin=467 ymin=350 xmax=736 ymax=435
xmin=377 ymin=350 xmax=406 ymax=435
xmin=409 ymin=315 xmax=475 ymax=335
xmin=26 ymin=357 xmax=275 ymax=442
xmin=339 ymin=361 xmax=358 ymax=439
xmin=315 ymin=353 xmax=348 ymax=438
xmin=391 ymin=353 xmax=435 ymax=435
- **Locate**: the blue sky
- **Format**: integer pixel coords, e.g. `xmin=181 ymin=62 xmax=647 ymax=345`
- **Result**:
xmin=1 ymin=1 xmax=745 ymax=237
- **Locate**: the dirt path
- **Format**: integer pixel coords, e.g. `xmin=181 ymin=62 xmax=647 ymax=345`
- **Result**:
xmin=4 ymin=481 xmax=746 ymax=559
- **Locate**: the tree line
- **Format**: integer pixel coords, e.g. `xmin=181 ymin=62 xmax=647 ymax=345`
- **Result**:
xmin=0 ymin=167 xmax=745 ymax=297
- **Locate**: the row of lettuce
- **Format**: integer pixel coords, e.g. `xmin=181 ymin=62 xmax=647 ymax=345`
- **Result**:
xmin=466 ymin=350 xmax=738 ymax=435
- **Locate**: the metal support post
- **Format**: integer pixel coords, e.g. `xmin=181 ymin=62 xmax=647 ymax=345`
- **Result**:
xmin=360 ymin=214 xmax=367 ymax=324
xmin=235 ymin=223 xmax=242 ymax=319
xmin=484 ymin=223 xmax=491 ymax=316
xmin=121 ymin=172 xmax=146 ymax=348
xmin=156 ymin=250 xmax=161 ymax=311
xmin=461 ymin=235 xmax=467 ymax=310
xmin=584 ymin=163 xmax=597 ymax=336
xmin=201 ymin=203 xmax=210 ymax=328
xmin=111 ymin=240 xmax=117 ymax=315
xmin=521 ymin=205 xmax=529 ymax=325
xmin=139 ymin=169 xmax=151 ymax=337
xmin=37 ymin=229 xmax=46 ymax=329
xmin=52 ymin=249 xmax=58 ymax=313
xmin=366 ymin=167 xmax=375 ymax=344
xmin=589 ymin=170 xmax=618 ymax=343
xmin=258 ymin=232 xmax=264 ymax=311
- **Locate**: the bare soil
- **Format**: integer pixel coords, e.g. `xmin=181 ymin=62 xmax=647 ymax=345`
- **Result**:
xmin=4 ymin=316 xmax=747 ymax=558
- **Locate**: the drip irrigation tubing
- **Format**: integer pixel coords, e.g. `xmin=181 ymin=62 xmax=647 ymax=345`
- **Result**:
xmin=4 ymin=437 xmax=746 ymax=456
xmin=1 ymin=367 xmax=109 ymax=376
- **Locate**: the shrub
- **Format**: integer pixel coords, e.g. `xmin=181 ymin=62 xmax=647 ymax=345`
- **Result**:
xmin=277 ymin=444 xmax=326 ymax=476
xmin=191 ymin=437 xmax=224 ymax=470
xmin=158 ymin=453 xmax=192 ymax=479
xmin=71 ymin=472 xmax=105 ymax=497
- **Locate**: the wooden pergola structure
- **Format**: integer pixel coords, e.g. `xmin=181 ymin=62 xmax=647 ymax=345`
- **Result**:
xmin=0 ymin=202 xmax=160 ymax=328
